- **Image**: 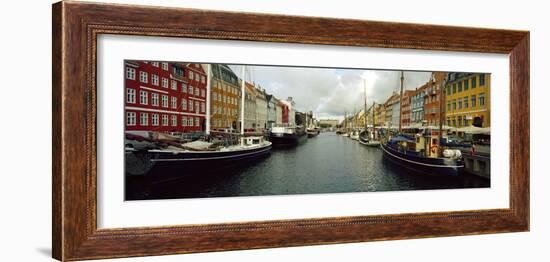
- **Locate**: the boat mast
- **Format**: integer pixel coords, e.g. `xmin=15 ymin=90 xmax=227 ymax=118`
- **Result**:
xmin=353 ymin=107 xmax=358 ymax=131
xmin=363 ymin=79 xmax=367 ymax=131
xmin=305 ymin=110 xmax=308 ymax=128
xmin=215 ymin=64 xmax=226 ymax=130
xmin=398 ymin=71 xmax=404 ymax=133
xmin=240 ymin=66 xmax=246 ymax=144
xmin=205 ymin=64 xmax=211 ymax=135
xmin=438 ymin=73 xmax=447 ymax=156
xmin=344 ymin=111 xmax=347 ymax=131
xmin=372 ymin=101 xmax=376 ymax=139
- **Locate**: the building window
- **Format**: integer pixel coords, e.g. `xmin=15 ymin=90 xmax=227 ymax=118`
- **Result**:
xmin=195 ymin=87 xmax=199 ymax=96
xmin=126 ymin=67 xmax=136 ymax=80
xmin=471 ymin=95 xmax=477 ymax=107
xmin=162 ymin=115 xmax=168 ymax=126
xmin=182 ymin=116 xmax=187 ymax=127
xmin=457 ymin=116 xmax=462 ymax=127
xmin=201 ymin=75 xmax=206 ymax=84
xmin=452 ymin=118 xmax=456 ymax=127
xmin=189 ymin=100 xmax=194 ymax=111
xmin=139 ymin=90 xmax=148 ymax=105
xmin=162 ymin=95 xmax=168 ymax=108
xmin=472 ymin=77 xmax=477 ymax=88
xmin=446 ymin=85 xmax=451 ymax=95
xmin=452 ymin=99 xmax=456 ymax=110
xmin=151 ymin=93 xmax=159 ymax=106
xmin=152 ymin=114 xmax=159 ymax=126
xmin=189 ymin=71 xmax=194 ymax=80
xmin=195 ymin=101 xmax=200 ymax=113
xmin=447 ymin=117 xmax=451 ymax=126
xmin=458 ymin=82 xmax=462 ymax=92
xmin=126 ymin=88 xmax=136 ymax=103
xmin=161 ymin=62 xmax=168 ymax=71
xmin=152 ymin=62 xmax=159 ymax=67
xmin=189 ymin=86 xmax=194 ymax=96
xmin=464 ymin=117 xmax=468 ymax=126
xmin=181 ymin=99 xmax=187 ymax=110
xmin=140 ymin=113 xmax=148 ymax=126
xmin=479 ymin=93 xmax=486 ymax=106
xmin=452 ymin=83 xmax=456 ymax=94
xmin=139 ymin=71 xmax=148 ymax=83
xmin=126 ymin=112 xmax=136 ymax=126
xmin=201 ymin=102 xmax=205 ymax=113
xmin=479 ymin=74 xmax=485 ymax=86
xmin=171 ymin=97 xmax=177 ymax=109
xmin=171 ymin=115 xmax=177 ymax=126
xmin=195 ymin=117 xmax=200 ymax=127
xmin=181 ymin=83 xmax=187 ymax=93
xmin=464 ymin=79 xmax=469 ymax=90
xmin=152 ymin=74 xmax=159 ymax=86
xmin=162 ymin=78 xmax=168 ymax=88
xmin=464 ymin=96 xmax=469 ymax=108
xmin=201 ymin=89 xmax=205 ymax=98
xmin=195 ymin=74 xmax=200 ymax=81
xmin=458 ymin=99 xmax=462 ymax=109
xmin=171 ymin=80 xmax=177 ymax=90
xmin=189 ymin=117 xmax=194 ymax=126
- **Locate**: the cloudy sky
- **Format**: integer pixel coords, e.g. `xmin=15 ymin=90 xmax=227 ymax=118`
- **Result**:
xmin=229 ymin=65 xmax=432 ymax=121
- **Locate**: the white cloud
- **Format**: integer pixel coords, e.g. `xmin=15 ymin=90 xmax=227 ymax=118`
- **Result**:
xmin=229 ymin=65 xmax=433 ymax=120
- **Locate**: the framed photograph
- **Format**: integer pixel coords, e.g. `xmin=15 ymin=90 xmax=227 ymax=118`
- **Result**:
xmin=52 ymin=1 xmax=529 ymax=261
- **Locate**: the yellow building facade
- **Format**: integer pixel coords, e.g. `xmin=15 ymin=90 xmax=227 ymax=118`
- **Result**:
xmin=445 ymin=73 xmax=490 ymax=128
xmin=210 ymin=64 xmax=241 ymax=130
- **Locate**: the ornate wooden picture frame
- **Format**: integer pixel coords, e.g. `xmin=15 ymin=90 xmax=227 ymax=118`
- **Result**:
xmin=52 ymin=1 xmax=529 ymax=261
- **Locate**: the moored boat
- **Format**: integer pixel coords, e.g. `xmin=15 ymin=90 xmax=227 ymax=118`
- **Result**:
xmin=380 ymin=71 xmax=464 ymax=176
xmin=269 ymin=126 xmax=307 ymax=146
xmin=307 ymin=127 xmax=320 ymax=138
xmin=126 ymin=135 xmax=272 ymax=176
xmin=359 ymin=130 xmax=380 ymax=147
xmin=381 ymin=135 xmax=463 ymax=176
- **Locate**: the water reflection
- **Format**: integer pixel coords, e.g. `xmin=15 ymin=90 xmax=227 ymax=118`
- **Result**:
xmin=126 ymin=132 xmax=489 ymax=200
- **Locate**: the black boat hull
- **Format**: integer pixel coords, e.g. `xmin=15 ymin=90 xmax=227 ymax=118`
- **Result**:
xmin=381 ymin=143 xmax=464 ymax=176
xmin=126 ymin=144 xmax=272 ymax=176
xmin=269 ymin=132 xmax=307 ymax=146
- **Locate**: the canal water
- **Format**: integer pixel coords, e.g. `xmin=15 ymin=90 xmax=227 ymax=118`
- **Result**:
xmin=126 ymin=132 xmax=489 ymax=200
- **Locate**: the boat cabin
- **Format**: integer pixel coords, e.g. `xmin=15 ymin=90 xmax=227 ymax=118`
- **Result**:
xmin=242 ymin=136 xmax=264 ymax=146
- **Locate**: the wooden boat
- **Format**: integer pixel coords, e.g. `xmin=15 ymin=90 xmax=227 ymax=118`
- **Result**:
xmin=126 ymin=135 xmax=271 ymax=176
xmin=125 ymin=64 xmax=272 ymax=176
xmin=381 ymin=134 xmax=463 ymax=176
xmin=380 ymin=72 xmax=463 ymax=176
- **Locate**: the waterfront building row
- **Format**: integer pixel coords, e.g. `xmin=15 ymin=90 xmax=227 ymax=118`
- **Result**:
xmin=125 ymin=61 xmax=299 ymax=134
xmin=344 ymin=72 xmax=491 ymax=130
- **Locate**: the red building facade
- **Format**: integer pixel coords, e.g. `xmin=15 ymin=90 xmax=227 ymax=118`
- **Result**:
xmin=125 ymin=61 xmax=208 ymax=133
xmin=423 ymin=72 xmax=446 ymax=126
xmin=280 ymin=102 xmax=289 ymax=124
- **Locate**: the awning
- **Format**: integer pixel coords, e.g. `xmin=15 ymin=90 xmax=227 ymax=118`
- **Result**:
xmin=455 ymin=126 xmax=491 ymax=134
